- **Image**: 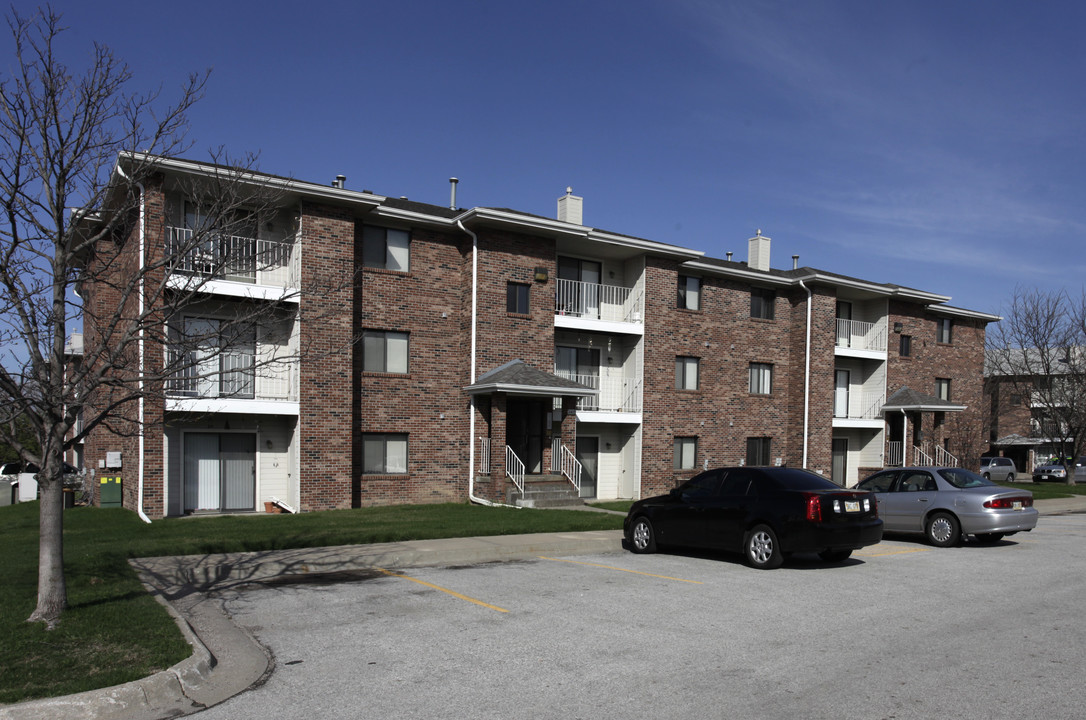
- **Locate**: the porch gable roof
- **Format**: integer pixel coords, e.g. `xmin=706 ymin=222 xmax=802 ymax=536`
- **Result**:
xmin=464 ymin=359 xmax=597 ymax=398
xmin=882 ymin=386 xmax=966 ymax=413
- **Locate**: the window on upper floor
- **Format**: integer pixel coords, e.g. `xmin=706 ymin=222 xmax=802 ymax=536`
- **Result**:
xmin=362 ymin=225 xmax=410 ymax=271
xmin=363 ymin=433 xmax=408 ymax=474
xmin=507 ymin=282 xmax=530 ymax=314
xmin=674 ymin=437 xmax=698 ymax=470
xmin=676 ymin=356 xmax=700 ymax=390
xmin=749 ymin=363 xmax=773 ymax=395
xmin=678 ymin=275 xmax=701 ymax=311
xmin=900 ymin=334 xmax=912 ymax=357
xmin=746 ymin=437 xmax=772 ymax=466
xmin=936 ymin=318 xmax=953 ymax=344
xmin=750 ymin=288 xmax=775 ymax=320
xmin=936 ymin=377 xmax=951 ymax=401
xmin=166 ymin=317 xmax=256 ymax=399
xmin=363 ymin=331 xmax=409 ymax=374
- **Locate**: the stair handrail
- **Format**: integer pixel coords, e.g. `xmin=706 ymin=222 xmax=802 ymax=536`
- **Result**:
xmin=505 ymin=446 xmax=525 ymax=496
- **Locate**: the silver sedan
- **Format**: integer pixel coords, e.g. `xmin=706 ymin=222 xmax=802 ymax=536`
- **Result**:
xmin=856 ymin=467 xmax=1038 ymax=547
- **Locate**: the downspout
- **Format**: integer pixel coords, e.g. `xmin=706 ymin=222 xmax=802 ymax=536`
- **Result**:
xmin=902 ymin=409 xmax=908 ymax=465
xmin=798 ymin=280 xmax=812 ymax=468
xmin=457 ymin=219 xmax=503 ymax=507
xmin=116 ymin=164 xmax=151 ymax=523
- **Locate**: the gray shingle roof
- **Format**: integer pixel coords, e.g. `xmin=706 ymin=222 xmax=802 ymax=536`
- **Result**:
xmin=465 ymin=359 xmax=597 ymax=397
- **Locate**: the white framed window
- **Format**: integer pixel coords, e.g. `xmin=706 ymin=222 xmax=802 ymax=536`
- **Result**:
xmin=678 ymin=275 xmax=701 ymax=310
xmin=746 ymin=437 xmax=771 ymax=466
xmin=936 ymin=318 xmax=952 ymax=344
xmin=936 ymin=377 xmax=951 ymax=401
xmin=363 ymin=433 xmax=408 ymax=474
xmin=749 ymin=363 xmax=772 ymax=394
xmin=363 ymin=331 xmax=409 ymax=373
xmin=507 ymin=282 xmax=529 ymax=314
xmin=751 ymin=288 xmax=775 ymax=319
xmin=674 ymin=437 xmax=697 ymax=470
xmin=362 ymin=225 xmax=410 ymax=271
xmin=676 ymin=356 xmax=700 ymax=390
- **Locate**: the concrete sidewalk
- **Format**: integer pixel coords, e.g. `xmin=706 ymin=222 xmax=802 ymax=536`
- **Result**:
xmin=5 ymin=495 xmax=1085 ymax=720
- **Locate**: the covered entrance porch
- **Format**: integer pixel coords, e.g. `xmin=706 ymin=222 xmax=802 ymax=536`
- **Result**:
xmin=466 ymin=360 xmax=597 ymax=506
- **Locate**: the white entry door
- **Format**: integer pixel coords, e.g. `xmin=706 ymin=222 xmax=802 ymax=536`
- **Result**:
xmin=834 ymin=370 xmax=850 ymax=418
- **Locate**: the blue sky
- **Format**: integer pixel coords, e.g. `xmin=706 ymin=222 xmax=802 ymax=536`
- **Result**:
xmin=10 ymin=0 xmax=1086 ymax=316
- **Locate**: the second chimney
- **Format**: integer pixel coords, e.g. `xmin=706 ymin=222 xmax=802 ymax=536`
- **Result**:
xmin=748 ymin=229 xmax=771 ymax=272
xmin=557 ymin=187 xmax=583 ymax=225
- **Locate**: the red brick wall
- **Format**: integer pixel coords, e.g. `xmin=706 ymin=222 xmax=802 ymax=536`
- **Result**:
xmin=297 ymin=203 xmax=356 ymax=510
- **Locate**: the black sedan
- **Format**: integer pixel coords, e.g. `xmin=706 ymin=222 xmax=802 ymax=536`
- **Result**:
xmin=623 ymin=466 xmax=883 ymax=569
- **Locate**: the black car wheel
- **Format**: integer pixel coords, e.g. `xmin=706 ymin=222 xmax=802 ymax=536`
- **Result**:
xmin=974 ymin=533 xmax=1005 ymax=544
xmin=1006 ymin=473 xmax=1015 ymax=482
xmin=745 ymin=524 xmax=783 ymax=569
xmin=818 ymin=548 xmax=852 ymax=563
xmin=982 ymin=473 xmax=991 ymax=480
xmin=926 ymin=512 xmax=961 ymax=547
xmin=629 ymin=516 xmax=657 ymax=554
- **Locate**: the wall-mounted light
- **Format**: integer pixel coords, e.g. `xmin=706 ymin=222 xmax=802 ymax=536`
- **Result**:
xmin=893 ymin=322 xmax=904 ymax=333
xmin=266 ymin=439 xmax=273 ymax=449
xmin=534 ymin=267 xmax=549 ymax=282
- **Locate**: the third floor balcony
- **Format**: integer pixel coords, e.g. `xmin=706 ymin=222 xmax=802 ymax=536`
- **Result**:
xmin=554 ymin=278 xmax=644 ymax=331
xmin=167 ymin=226 xmax=300 ymax=297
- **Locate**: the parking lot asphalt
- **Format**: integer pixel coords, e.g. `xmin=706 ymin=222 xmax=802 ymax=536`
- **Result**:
xmin=5 ymin=494 xmax=1086 ymax=720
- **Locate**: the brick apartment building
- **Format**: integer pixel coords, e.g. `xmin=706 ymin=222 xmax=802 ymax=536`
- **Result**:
xmin=75 ymin=154 xmax=998 ymax=519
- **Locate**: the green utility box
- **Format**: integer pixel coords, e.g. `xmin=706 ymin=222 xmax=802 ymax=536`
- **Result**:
xmin=100 ymin=476 xmax=122 ymax=508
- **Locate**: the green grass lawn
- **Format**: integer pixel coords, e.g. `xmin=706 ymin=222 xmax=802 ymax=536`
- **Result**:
xmin=1005 ymin=481 xmax=1086 ymax=499
xmin=0 ymin=501 xmax=623 ymax=704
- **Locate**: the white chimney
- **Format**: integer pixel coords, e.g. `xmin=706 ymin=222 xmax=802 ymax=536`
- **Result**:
xmin=748 ymin=229 xmax=771 ymax=272
xmin=557 ymin=187 xmax=583 ymax=225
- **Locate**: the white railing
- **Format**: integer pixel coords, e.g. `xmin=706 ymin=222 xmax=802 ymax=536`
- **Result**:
xmin=553 ymin=370 xmax=642 ymax=412
xmin=505 ymin=446 xmax=525 ymax=497
xmin=933 ymin=446 xmax=959 ymax=467
xmin=860 ymin=392 xmax=885 ymax=419
xmin=836 ymin=318 xmax=887 ymax=352
xmin=914 ymin=446 xmax=933 ymax=466
xmin=887 ymin=441 xmax=903 ymax=466
xmin=167 ymin=350 xmax=298 ymax=401
xmin=479 ymin=438 xmax=491 ymax=474
xmin=168 ymin=227 xmax=300 ymax=289
xmin=555 ymin=278 xmax=643 ymax=324
xmin=558 ymin=443 xmax=582 ymax=493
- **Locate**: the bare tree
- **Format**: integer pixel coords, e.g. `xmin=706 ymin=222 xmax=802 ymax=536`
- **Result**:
xmin=987 ymin=287 xmax=1086 ymax=485
xmin=0 ymin=8 xmax=303 ymax=627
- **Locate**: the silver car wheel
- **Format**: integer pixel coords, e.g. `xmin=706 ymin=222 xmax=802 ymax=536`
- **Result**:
xmin=750 ymin=531 xmax=773 ymax=562
xmin=745 ymin=524 xmax=784 ymax=569
xmin=629 ymin=517 xmax=656 ymax=554
xmin=926 ymin=512 xmax=961 ymax=548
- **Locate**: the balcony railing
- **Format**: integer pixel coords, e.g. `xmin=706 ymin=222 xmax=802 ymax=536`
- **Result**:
xmin=167 ymin=226 xmax=300 ymax=289
xmin=834 ymin=391 xmax=885 ymax=420
xmin=835 ymin=318 xmax=887 ymax=353
xmin=166 ymin=349 xmax=298 ymax=401
xmin=555 ymin=278 xmax=643 ymax=324
xmin=554 ymin=370 xmax=642 ymax=413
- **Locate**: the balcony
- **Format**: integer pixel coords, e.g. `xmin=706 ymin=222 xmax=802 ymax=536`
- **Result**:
xmin=166 ymin=346 xmax=298 ymax=415
xmin=835 ymin=318 xmax=887 ymax=354
xmin=555 ymin=278 xmax=643 ymax=327
xmin=167 ymin=226 xmax=300 ymax=291
xmin=554 ymin=370 xmax=642 ymax=413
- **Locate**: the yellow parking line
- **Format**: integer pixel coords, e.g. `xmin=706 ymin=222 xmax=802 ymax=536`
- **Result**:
xmin=859 ymin=546 xmax=932 ymax=557
xmin=539 ymin=556 xmax=704 ymax=584
xmin=375 ymin=568 xmax=509 ymax=613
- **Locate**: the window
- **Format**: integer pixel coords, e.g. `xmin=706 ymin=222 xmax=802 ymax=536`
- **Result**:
xmin=899 ymin=335 xmax=912 ymax=357
xmin=506 ymin=282 xmax=530 ymax=314
xmin=750 ymin=288 xmax=775 ymax=319
xmin=935 ymin=377 xmax=951 ymax=401
xmin=936 ymin=318 xmax=952 ymax=344
xmin=362 ymin=225 xmax=410 ymax=271
xmin=749 ymin=363 xmax=772 ymax=394
xmin=674 ymin=437 xmax=697 ymax=470
xmin=363 ymin=331 xmax=409 ymax=373
xmin=678 ymin=275 xmax=701 ymax=310
xmin=676 ymin=356 xmax=700 ymax=390
xmin=363 ymin=433 xmax=408 ymax=474
xmin=168 ymin=317 xmax=255 ymax=399
xmin=746 ymin=437 xmax=772 ymax=466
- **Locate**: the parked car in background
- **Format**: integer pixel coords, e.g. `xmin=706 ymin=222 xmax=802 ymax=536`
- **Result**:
xmin=856 ymin=467 xmax=1037 ymax=547
xmin=624 ymin=466 xmax=883 ymax=569
xmin=0 ymin=461 xmax=82 ymax=503
xmin=1032 ymin=457 xmax=1086 ymax=482
xmin=980 ymin=456 xmax=1017 ymax=483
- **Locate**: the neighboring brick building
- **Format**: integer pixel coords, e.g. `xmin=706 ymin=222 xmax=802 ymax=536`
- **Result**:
xmin=78 ymin=154 xmax=998 ymax=518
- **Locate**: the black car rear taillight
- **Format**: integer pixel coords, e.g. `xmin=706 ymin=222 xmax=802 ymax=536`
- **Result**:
xmin=805 ymin=493 xmax=822 ymax=522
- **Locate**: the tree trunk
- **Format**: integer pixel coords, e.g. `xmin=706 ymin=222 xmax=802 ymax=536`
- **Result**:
xmin=28 ymin=478 xmax=67 ymax=628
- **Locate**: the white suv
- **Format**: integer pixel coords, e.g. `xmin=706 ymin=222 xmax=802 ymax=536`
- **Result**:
xmin=979 ymin=456 xmax=1017 ymax=483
